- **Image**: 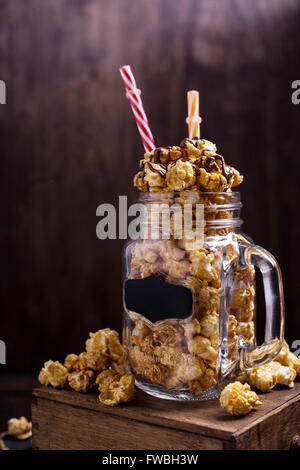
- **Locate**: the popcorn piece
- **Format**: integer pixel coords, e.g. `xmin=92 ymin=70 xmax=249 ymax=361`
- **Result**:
xmin=248 ymin=363 xmax=277 ymax=392
xmin=166 ymin=160 xmax=196 ymax=191
xmin=85 ymin=328 xmax=123 ymax=363
xmin=130 ymin=257 xmax=161 ymax=279
xmin=98 ymin=371 xmax=135 ymax=407
xmin=201 ymin=139 xmax=217 ymax=154
xmin=133 ymin=170 xmax=148 ymax=192
xmin=229 ymin=168 xmax=244 ymax=187
xmin=183 ymin=318 xmax=201 ymax=339
xmin=230 ymin=286 xmax=255 ymax=311
xmin=7 ymin=417 xmax=32 ymax=440
xmin=181 ymin=139 xmax=203 ymax=157
xmin=110 ymin=360 xmax=126 ymax=375
xmin=144 ymin=363 xmax=167 ymax=384
xmin=274 ymin=363 xmax=297 ymax=388
xmin=96 ymin=369 xmax=120 ymax=389
xmin=188 ymin=335 xmax=218 ymax=365
xmin=64 ymin=353 xmax=80 ymax=372
xmin=188 ymin=364 xmax=217 ymax=394
xmin=197 ymin=282 xmax=220 ymax=313
xmin=163 ymin=258 xmax=190 ymax=279
xmin=230 ymin=286 xmax=255 ymax=322
xmin=189 ymin=249 xmax=218 ymax=282
xmin=199 ymin=312 xmax=219 ymax=347
xmin=68 ymin=370 xmax=95 ymax=392
xmin=219 ymin=381 xmax=262 ymax=415
xmin=233 ymin=265 xmax=255 ymax=282
xmin=158 ymin=240 xmax=185 ymax=262
xmin=38 ymin=360 xmax=68 ymax=388
xmin=78 ymin=351 xmax=108 ymax=371
xmin=275 ymin=340 xmax=300 ymax=375
xmin=153 ymin=323 xmax=184 ymax=348
xmin=144 ymin=162 xmax=166 ymax=191
xmin=197 ymin=168 xmax=228 ymax=192
xmin=238 ymin=321 xmax=255 ymax=344
xmin=131 ymin=243 xmax=159 ymax=264
xmin=248 ymin=360 xmax=296 ymax=392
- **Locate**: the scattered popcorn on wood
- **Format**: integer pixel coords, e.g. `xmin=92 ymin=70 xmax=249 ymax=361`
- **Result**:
xmin=38 ymin=328 xmax=135 ymax=406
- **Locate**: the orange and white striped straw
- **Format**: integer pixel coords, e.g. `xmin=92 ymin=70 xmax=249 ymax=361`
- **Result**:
xmin=120 ymin=65 xmax=156 ymax=152
xmin=186 ymin=90 xmax=202 ymax=139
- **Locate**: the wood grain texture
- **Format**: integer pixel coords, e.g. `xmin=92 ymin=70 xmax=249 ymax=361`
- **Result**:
xmin=0 ymin=0 xmax=300 ymax=370
xmin=32 ymin=398 xmax=223 ymax=450
xmin=32 ymin=381 xmax=300 ymax=449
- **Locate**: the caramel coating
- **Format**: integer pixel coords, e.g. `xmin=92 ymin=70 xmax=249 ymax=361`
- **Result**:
xmin=38 ymin=360 xmax=68 ymax=389
xmin=134 ymin=138 xmax=243 ymax=193
xmin=275 ymin=340 xmax=300 ymax=374
xmin=97 ymin=370 xmax=135 ymax=406
xmin=7 ymin=417 xmax=32 ymax=440
xmin=38 ymin=328 xmax=130 ymax=406
xmin=68 ymin=370 xmax=96 ymax=392
xmin=219 ymin=381 xmax=262 ymax=415
xmin=166 ymin=160 xmax=196 ymax=191
xmin=248 ymin=360 xmax=296 ymax=392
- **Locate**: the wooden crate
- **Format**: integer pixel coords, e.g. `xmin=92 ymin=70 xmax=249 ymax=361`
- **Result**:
xmin=32 ymin=381 xmax=300 ymax=450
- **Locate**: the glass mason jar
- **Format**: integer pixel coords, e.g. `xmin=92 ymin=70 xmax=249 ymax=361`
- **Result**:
xmin=122 ymin=191 xmax=284 ymax=401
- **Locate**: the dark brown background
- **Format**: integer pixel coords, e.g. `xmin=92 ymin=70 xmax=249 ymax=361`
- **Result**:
xmin=0 ymin=0 xmax=300 ymax=378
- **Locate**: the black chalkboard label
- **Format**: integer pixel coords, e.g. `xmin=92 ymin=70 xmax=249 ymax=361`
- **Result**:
xmin=124 ymin=275 xmax=193 ymax=322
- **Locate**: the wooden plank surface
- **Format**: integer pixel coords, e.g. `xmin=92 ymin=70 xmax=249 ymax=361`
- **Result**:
xmin=32 ymin=398 xmax=224 ymax=450
xmin=32 ymin=380 xmax=300 ymax=444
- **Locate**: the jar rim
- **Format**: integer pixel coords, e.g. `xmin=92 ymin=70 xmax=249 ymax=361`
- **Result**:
xmin=137 ymin=191 xmax=242 ymax=207
xmin=136 ymin=191 xmax=243 ymax=230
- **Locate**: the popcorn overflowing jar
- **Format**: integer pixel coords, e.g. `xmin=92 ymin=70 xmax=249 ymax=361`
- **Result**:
xmin=122 ymin=138 xmax=284 ymax=401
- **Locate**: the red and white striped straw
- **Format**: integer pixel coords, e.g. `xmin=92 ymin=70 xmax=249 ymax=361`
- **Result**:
xmin=120 ymin=65 xmax=156 ymax=153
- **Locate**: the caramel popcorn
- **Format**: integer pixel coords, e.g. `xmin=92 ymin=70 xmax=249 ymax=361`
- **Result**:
xmin=274 ymin=363 xmax=297 ymax=388
xmin=158 ymin=240 xmax=185 ymax=261
xmin=134 ymin=138 xmax=243 ymax=193
xmin=97 ymin=371 xmax=135 ymax=406
xmin=197 ymin=168 xmax=228 ymax=192
xmin=64 ymin=353 xmax=81 ymax=372
xmin=144 ymin=162 xmax=167 ymax=192
xmin=199 ymin=312 xmax=219 ymax=346
xmin=68 ymin=370 xmax=95 ymax=392
xmin=7 ymin=417 xmax=32 ymax=440
xmin=248 ymin=360 xmax=297 ymax=392
xmin=238 ymin=321 xmax=255 ymax=344
xmin=188 ymin=335 xmax=218 ymax=365
xmin=85 ymin=329 xmax=123 ymax=363
xmin=38 ymin=360 xmax=68 ymax=388
xmin=163 ymin=258 xmax=190 ymax=279
xmin=166 ymin=160 xmax=196 ymax=191
xmin=96 ymin=368 xmax=120 ymax=389
xmin=230 ymin=286 xmax=255 ymax=315
xmin=275 ymin=340 xmax=300 ymax=374
xmin=78 ymin=351 xmax=109 ymax=371
xmin=38 ymin=328 xmax=131 ymax=406
xmin=189 ymin=249 xmax=218 ymax=282
xmin=247 ymin=363 xmax=277 ymax=392
xmin=219 ymin=381 xmax=262 ymax=415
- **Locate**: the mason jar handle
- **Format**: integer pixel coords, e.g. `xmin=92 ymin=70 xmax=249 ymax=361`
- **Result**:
xmin=238 ymin=244 xmax=284 ymax=371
